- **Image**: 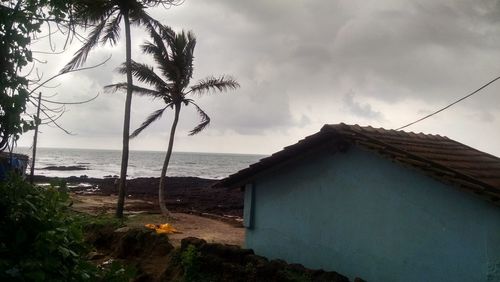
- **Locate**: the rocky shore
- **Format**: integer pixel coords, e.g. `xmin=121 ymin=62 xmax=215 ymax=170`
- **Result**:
xmin=33 ymin=175 xmax=243 ymax=217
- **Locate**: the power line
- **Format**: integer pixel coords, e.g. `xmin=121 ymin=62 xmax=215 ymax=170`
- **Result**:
xmin=396 ymin=75 xmax=500 ymax=131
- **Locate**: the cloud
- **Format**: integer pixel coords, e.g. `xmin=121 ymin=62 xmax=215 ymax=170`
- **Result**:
xmin=191 ymin=81 xmax=310 ymax=135
xmin=343 ymin=92 xmax=383 ymax=120
xmin=15 ymin=0 xmax=500 ymax=157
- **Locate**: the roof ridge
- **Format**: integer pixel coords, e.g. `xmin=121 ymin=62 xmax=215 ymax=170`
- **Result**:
xmin=327 ymin=123 xmax=453 ymax=139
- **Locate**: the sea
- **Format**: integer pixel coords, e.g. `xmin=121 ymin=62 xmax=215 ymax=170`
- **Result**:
xmin=15 ymin=147 xmax=265 ymax=179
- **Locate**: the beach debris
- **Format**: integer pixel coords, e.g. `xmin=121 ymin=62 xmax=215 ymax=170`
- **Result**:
xmin=145 ymin=223 xmax=180 ymax=234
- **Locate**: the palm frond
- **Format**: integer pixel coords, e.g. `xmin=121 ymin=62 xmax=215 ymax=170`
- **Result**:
xmin=129 ymin=6 xmax=154 ymax=26
xmin=189 ymin=75 xmax=240 ymax=95
xmin=72 ymin=0 xmax=115 ymax=25
xmin=131 ymin=7 xmax=175 ymax=47
xmin=142 ymin=42 xmax=163 ymax=57
xmin=142 ymin=24 xmax=178 ymax=81
xmin=142 ymin=41 xmax=169 ymax=70
xmin=60 ymin=19 xmax=107 ymax=72
xmin=188 ymin=101 xmax=211 ymax=136
xmin=145 ymin=16 xmax=175 ymax=45
xmin=104 ymin=83 xmax=163 ymax=98
xmin=131 ymin=106 xmax=169 ymax=138
xmin=103 ymin=82 xmax=128 ymax=93
xmin=117 ymin=61 xmax=169 ymax=90
xmin=180 ymin=31 xmax=196 ymax=87
xmin=101 ymin=14 xmax=121 ymax=45
xmin=153 ymin=30 xmax=195 ymax=87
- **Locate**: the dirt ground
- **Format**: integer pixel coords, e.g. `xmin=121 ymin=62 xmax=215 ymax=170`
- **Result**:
xmin=71 ymin=193 xmax=245 ymax=247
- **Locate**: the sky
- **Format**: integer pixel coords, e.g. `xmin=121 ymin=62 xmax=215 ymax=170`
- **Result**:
xmin=18 ymin=0 xmax=500 ymax=156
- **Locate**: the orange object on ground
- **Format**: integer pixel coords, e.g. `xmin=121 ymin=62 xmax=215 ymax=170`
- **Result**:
xmin=144 ymin=223 xmax=179 ymax=234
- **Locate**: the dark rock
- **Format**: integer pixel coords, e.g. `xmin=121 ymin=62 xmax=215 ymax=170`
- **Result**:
xmin=200 ymin=243 xmax=252 ymax=264
xmin=311 ymin=269 xmax=350 ymax=282
xmin=84 ymin=223 xmax=116 ymax=249
xmin=132 ymin=273 xmax=153 ymax=282
xmin=270 ymin=259 xmax=288 ymax=268
xmin=243 ymin=254 xmax=269 ymax=266
xmin=181 ymin=237 xmax=207 ymax=250
xmin=114 ymin=228 xmax=173 ymax=259
xmin=287 ymin=263 xmax=308 ymax=273
xmin=41 ymin=165 xmax=88 ymax=171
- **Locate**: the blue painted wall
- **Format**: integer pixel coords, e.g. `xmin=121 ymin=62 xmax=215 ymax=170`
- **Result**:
xmin=244 ymin=146 xmax=500 ymax=282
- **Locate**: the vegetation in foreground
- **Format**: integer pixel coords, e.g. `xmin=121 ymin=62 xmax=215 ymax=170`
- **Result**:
xmin=0 ymin=176 xmax=133 ymax=281
xmin=0 ymin=176 xmax=356 ymax=281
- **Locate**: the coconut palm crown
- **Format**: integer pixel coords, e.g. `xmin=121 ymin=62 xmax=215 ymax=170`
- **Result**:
xmin=106 ymin=26 xmax=239 ymax=216
xmin=62 ymin=0 xmax=177 ymax=72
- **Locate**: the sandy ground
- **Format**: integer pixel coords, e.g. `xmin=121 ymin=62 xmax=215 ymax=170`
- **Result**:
xmin=71 ymin=193 xmax=244 ymax=247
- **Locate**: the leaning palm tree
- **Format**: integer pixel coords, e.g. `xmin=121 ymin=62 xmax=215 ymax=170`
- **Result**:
xmin=106 ymin=26 xmax=239 ymax=216
xmin=62 ymin=0 xmax=181 ymax=218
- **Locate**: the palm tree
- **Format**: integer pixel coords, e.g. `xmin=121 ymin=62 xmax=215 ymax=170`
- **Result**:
xmin=106 ymin=26 xmax=239 ymax=216
xmin=62 ymin=0 xmax=180 ymax=218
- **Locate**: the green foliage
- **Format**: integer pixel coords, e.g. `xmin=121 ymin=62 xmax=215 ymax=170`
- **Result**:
xmin=0 ymin=175 xmax=89 ymax=280
xmin=73 ymin=212 xmax=124 ymax=230
xmin=0 ymin=175 xmax=131 ymax=281
xmin=181 ymin=244 xmax=202 ymax=282
xmin=48 ymin=177 xmax=67 ymax=188
xmin=97 ymin=260 xmax=137 ymax=282
xmin=0 ymin=0 xmax=75 ymax=151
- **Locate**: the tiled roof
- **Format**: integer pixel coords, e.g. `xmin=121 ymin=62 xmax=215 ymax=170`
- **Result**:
xmin=216 ymin=123 xmax=500 ymax=205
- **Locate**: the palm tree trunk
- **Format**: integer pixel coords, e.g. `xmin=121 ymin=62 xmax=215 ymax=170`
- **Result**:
xmin=159 ymin=103 xmax=181 ymax=217
xmin=116 ymin=9 xmax=133 ymax=218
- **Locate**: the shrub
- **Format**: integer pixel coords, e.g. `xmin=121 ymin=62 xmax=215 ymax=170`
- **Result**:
xmin=181 ymin=244 xmax=201 ymax=282
xmin=0 ymin=175 xmax=131 ymax=281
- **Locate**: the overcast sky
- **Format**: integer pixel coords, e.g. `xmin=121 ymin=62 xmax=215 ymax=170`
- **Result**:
xmin=18 ymin=0 xmax=500 ymax=156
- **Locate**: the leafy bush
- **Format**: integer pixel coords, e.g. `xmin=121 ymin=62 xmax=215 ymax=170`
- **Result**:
xmin=97 ymin=260 xmax=136 ymax=282
xmin=73 ymin=212 xmax=124 ymax=231
xmin=181 ymin=244 xmax=201 ymax=282
xmin=0 ymin=175 xmax=131 ymax=281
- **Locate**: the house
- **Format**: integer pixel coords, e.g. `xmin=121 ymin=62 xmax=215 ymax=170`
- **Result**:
xmin=217 ymin=123 xmax=500 ymax=282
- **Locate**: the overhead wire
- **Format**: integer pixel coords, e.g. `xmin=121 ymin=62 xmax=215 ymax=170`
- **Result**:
xmin=396 ymin=75 xmax=500 ymax=130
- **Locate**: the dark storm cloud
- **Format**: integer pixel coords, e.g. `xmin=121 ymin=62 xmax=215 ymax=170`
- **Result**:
xmin=18 ymin=0 xmax=500 ymax=155
xmin=211 ymin=0 xmax=500 ymax=103
xmin=331 ymin=3 xmax=500 ymax=101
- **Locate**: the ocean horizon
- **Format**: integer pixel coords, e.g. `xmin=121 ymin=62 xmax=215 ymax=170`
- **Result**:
xmin=15 ymin=147 xmax=265 ymax=179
